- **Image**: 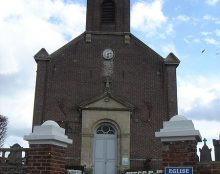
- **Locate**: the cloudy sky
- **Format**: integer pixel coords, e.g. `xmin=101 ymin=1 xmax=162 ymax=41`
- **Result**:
xmin=0 ymin=0 xmax=219 ymax=159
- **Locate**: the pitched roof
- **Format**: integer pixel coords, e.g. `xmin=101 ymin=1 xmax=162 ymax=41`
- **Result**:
xmin=165 ymin=52 xmax=180 ymax=65
xmin=34 ymin=48 xmax=50 ymax=62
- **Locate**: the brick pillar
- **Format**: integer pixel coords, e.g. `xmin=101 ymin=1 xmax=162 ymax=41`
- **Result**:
xmin=155 ymin=115 xmax=202 ymax=173
xmin=161 ymin=140 xmax=199 ymax=169
xmin=165 ymin=53 xmax=180 ymax=119
xmin=24 ymin=120 xmax=72 ymax=174
xmin=213 ymin=138 xmax=220 ymax=161
xmin=32 ymin=48 xmax=50 ymax=126
xmin=26 ymin=144 xmax=66 ymax=174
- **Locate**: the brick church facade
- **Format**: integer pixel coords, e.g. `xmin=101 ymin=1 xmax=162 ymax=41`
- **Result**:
xmin=32 ymin=0 xmax=180 ymax=173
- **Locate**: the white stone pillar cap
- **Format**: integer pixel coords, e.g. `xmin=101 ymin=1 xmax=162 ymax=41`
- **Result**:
xmin=155 ymin=115 xmax=202 ymax=142
xmin=24 ymin=120 xmax=73 ymax=147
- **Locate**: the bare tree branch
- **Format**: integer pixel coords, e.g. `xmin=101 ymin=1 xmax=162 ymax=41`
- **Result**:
xmin=0 ymin=114 xmax=8 ymax=147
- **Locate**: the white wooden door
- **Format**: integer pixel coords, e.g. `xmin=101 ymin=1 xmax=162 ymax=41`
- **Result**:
xmin=94 ymin=124 xmax=117 ymax=174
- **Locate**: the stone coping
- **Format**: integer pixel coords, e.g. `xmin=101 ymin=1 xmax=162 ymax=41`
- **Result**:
xmin=24 ymin=120 xmax=72 ymax=147
xmin=155 ymin=115 xmax=202 ymax=142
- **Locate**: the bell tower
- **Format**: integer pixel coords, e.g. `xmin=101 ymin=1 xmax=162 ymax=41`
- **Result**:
xmin=86 ymin=0 xmax=130 ymax=32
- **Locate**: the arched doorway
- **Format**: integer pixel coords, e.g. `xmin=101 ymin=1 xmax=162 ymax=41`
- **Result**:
xmin=93 ymin=123 xmax=117 ymax=174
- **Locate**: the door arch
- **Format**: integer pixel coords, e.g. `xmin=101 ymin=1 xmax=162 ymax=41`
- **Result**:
xmin=93 ymin=123 xmax=117 ymax=174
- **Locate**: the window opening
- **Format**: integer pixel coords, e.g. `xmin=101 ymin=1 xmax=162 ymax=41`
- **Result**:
xmin=101 ymin=0 xmax=115 ymax=24
xmin=96 ymin=124 xmax=115 ymax=134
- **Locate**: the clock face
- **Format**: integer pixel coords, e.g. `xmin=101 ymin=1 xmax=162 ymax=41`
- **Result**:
xmin=102 ymin=49 xmax=114 ymax=60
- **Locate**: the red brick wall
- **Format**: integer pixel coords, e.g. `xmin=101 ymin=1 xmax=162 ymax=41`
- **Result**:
xmin=165 ymin=65 xmax=178 ymax=118
xmin=32 ymin=33 xmax=178 ymax=169
xmin=86 ymin=0 xmax=130 ymax=32
xmin=161 ymin=140 xmax=199 ymax=173
xmin=32 ymin=61 xmax=49 ymax=126
xmin=197 ymin=162 xmax=220 ymax=174
xmin=159 ymin=140 xmax=220 ymax=174
xmin=26 ymin=144 xmax=66 ymax=174
xmin=213 ymin=139 xmax=220 ymax=161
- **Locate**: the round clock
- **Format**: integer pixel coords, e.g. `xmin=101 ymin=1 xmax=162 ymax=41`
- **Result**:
xmin=102 ymin=49 xmax=114 ymax=60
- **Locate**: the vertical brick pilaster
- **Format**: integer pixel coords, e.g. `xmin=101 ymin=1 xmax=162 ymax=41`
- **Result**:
xmin=32 ymin=48 xmax=50 ymax=126
xmin=165 ymin=53 xmax=180 ymax=119
xmin=166 ymin=65 xmax=178 ymax=118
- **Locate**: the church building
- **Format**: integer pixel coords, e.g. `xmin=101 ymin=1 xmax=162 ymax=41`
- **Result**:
xmin=32 ymin=0 xmax=180 ymax=173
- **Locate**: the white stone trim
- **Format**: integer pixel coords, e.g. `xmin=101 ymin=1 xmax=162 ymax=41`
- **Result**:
xmin=155 ymin=115 xmax=202 ymax=142
xmin=24 ymin=120 xmax=73 ymax=147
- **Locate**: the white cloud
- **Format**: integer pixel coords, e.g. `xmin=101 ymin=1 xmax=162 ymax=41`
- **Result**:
xmin=215 ymin=29 xmax=220 ymax=37
xmin=0 ymin=0 xmax=86 ymax=147
xmin=184 ymin=32 xmax=220 ymax=46
xmin=178 ymin=75 xmax=220 ymax=160
xmin=165 ymin=24 xmax=174 ymax=35
xmin=0 ymin=88 xmax=34 ymax=131
xmin=0 ymin=88 xmax=34 ymax=147
xmin=176 ymin=15 xmax=190 ymax=22
xmin=193 ymin=119 xmax=220 ymax=160
xmin=193 ymin=38 xmax=201 ymax=43
xmin=203 ymin=15 xmax=211 ymax=20
xmin=184 ymin=35 xmax=201 ymax=44
xmin=178 ymin=75 xmax=220 ymax=115
xmin=201 ymin=31 xmax=212 ymax=36
xmin=161 ymin=43 xmax=178 ymax=57
xmin=0 ymin=89 xmax=33 ymax=119
xmin=203 ymin=15 xmax=220 ymax=24
xmin=183 ymin=38 xmax=190 ymax=44
xmin=0 ymin=48 xmax=19 ymax=75
xmin=183 ymin=35 xmax=193 ymax=44
xmin=194 ymin=120 xmax=220 ymax=140
xmin=131 ymin=0 xmax=172 ymax=38
xmin=204 ymin=37 xmax=219 ymax=45
xmin=4 ymin=136 xmax=29 ymax=148
xmin=0 ymin=0 xmax=86 ymax=75
xmin=206 ymin=0 xmax=220 ymax=5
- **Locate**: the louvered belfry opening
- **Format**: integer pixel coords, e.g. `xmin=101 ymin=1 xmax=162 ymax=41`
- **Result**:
xmin=101 ymin=0 xmax=115 ymax=24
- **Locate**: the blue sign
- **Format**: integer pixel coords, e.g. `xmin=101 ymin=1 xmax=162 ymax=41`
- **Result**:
xmin=165 ymin=167 xmax=193 ymax=174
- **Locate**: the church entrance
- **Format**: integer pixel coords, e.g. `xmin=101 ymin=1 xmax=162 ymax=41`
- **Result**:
xmin=93 ymin=123 xmax=117 ymax=174
xmin=80 ymin=94 xmax=131 ymax=172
